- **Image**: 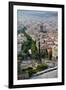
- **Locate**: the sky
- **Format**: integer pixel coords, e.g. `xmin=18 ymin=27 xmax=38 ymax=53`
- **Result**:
xmin=17 ymin=10 xmax=58 ymax=18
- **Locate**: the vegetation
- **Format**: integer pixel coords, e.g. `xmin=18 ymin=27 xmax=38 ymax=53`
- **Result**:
xmin=21 ymin=63 xmax=48 ymax=77
xmin=22 ymin=67 xmax=36 ymax=77
xmin=36 ymin=64 xmax=48 ymax=72
xmin=40 ymin=49 xmax=48 ymax=59
xmin=17 ymin=26 xmax=27 ymax=34
xmin=19 ymin=27 xmax=39 ymax=60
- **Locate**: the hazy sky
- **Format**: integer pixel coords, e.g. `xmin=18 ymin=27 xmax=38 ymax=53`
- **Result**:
xmin=17 ymin=10 xmax=58 ymax=18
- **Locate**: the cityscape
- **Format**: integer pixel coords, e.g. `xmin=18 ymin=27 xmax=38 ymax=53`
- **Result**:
xmin=17 ymin=10 xmax=58 ymax=80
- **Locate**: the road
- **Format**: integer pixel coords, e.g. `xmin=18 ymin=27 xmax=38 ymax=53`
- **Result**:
xmin=31 ymin=69 xmax=58 ymax=79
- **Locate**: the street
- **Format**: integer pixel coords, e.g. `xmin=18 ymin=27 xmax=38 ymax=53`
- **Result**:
xmin=31 ymin=69 xmax=58 ymax=79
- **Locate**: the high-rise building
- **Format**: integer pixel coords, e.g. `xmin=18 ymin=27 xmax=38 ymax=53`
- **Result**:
xmin=40 ymin=23 xmax=47 ymax=33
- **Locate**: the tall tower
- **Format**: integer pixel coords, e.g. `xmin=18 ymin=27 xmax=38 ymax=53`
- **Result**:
xmin=40 ymin=23 xmax=43 ymax=32
xmin=40 ymin=23 xmax=46 ymax=33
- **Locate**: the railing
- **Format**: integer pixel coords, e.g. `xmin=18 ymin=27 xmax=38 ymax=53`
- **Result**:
xmin=31 ymin=66 xmax=58 ymax=77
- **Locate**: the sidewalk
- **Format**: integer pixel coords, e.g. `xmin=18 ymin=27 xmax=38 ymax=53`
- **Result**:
xmin=31 ymin=66 xmax=58 ymax=77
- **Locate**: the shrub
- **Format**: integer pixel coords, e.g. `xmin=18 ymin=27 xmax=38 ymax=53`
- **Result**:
xmin=22 ymin=67 xmax=36 ymax=77
xmin=36 ymin=64 xmax=48 ymax=71
xmin=21 ymin=64 xmax=48 ymax=78
xmin=28 ymin=69 xmax=35 ymax=77
xmin=26 ymin=67 xmax=37 ymax=77
xmin=26 ymin=67 xmax=33 ymax=70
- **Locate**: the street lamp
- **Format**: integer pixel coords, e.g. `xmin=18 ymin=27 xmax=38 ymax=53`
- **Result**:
xmin=28 ymin=49 xmax=32 ymax=59
xmin=38 ymin=34 xmax=42 ymax=64
xmin=29 ymin=49 xmax=32 ymax=54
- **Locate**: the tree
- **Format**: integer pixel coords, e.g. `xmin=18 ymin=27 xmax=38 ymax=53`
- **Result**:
xmin=40 ymin=49 xmax=48 ymax=59
xmin=17 ymin=26 xmax=27 ymax=34
xmin=31 ymin=40 xmax=38 ymax=59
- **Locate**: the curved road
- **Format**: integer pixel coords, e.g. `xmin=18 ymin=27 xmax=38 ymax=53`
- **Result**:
xmin=31 ymin=69 xmax=58 ymax=79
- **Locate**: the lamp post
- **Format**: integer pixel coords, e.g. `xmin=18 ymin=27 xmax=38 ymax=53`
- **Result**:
xmin=38 ymin=34 xmax=42 ymax=64
xmin=28 ymin=48 xmax=31 ymax=57
xmin=28 ymin=49 xmax=34 ymax=67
